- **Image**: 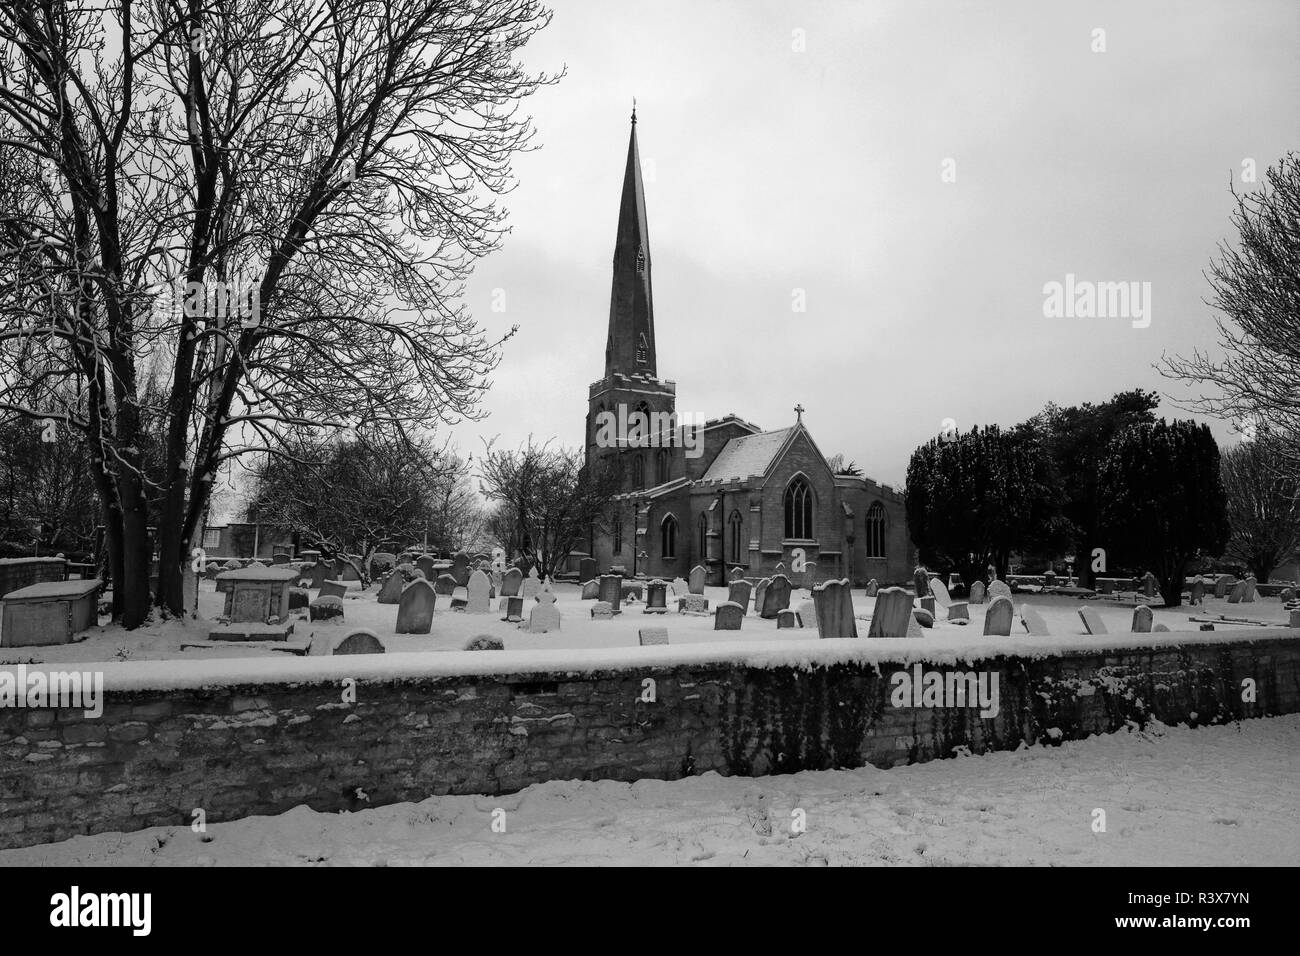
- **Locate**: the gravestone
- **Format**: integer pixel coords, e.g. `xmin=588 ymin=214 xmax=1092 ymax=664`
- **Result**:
xmin=671 ymin=577 xmax=689 ymax=598
xmin=465 ymin=635 xmax=504 ymax=651
xmin=866 ymin=586 xmax=911 ymax=638
xmin=1043 ymin=568 xmax=1056 ymax=588
xmin=947 ymin=601 xmax=969 ymax=622
xmin=597 ymin=574 xmax=623 ymax=614
xmin=306 ymin=561 xmax=330 ymax=590
xmin=983 ymin=596 xmax=1014 ymax=636
xmin=581 ymin=579 xmax=600 ymax=600
xmin=754 ymin=578 xmax=770 ymax=613
xmin=644 ymin=579 xmax=668 ymax=614
xmin=1228 ymin=581 xmax=1246 ymax=604
xmin=1291 ymin=608 xmax=1300 ymax=629
xmin=451 ymin=551 xmax=472 ymax=586
xmin=714 ymin=601 xmax=744 ymax=630
xmin=621 ymin=582 xmax=644 ymax=602
xmin=310 ymin=595 xmax=344 ymax=622
xmin=987 ymin=580 xmax=1011 ymax=602
xmin=912 ymin=566 xmax=930 ymax=598
xmin=1214 ymin=575 xmax=1233 ymax=599
xmin=813 ymin=578 xmax=858 ymax=639
xmin=1189 ymin=578 xmax=1206 ymax=605
xmin=590 ymin=602 xmax=614 ymax=620
xmin=864 ymin=579 xmax=879 ymax=597
xmin=288 ymin=587 xmax=311 ymax=612
xmin=434 ymin=573 xmax=457 ymax=596
xmin=776 ymin=609 xmax=799 ymax=629
xmin=912 ymin=607 xmax=934 ymax=628
xmin=466 ymin=570 xmax=491 ymax=613
xmin=526 ymin=588 xmax=561 ymax=633
xmin=522 ymin=567 xmax=542 ymax=599
xmin=1099 ymin=579 xmax=1115 ymax=595
xmin=688 ymin=565 xmax=707 ymax=595
xmin=920 ymin=595 xmax=936 ymax=617
xmin=1243 ymin=576 xmax=1257 ymax=602
xmin=796 ymin=599 xmax=817 ymax=630
xmin=677 ymin=594 xmax=709 ymax=614
xmin=272 ymin=553 xmax=291 ymax=565
xmin=1131 ymin=605 xmax=1153 ymax=633
xmin=729 ymin=566 xmax=746 ymax=583
xmin=500 ymin=596 xmax=524 ymax=622
xmin=396 ymin=579 xmax=437 ymax=634
xmin=761 ymin=574 xmax=792 ymax=619
xmin=928 ymin=577 xmax=952 ymax=609
xmin=501 ymin=567 xmax=523 ymax=597
xmin=0 ymin=579 xmax=101 ymax=647
xmin=1280 ymin=587 xmax=1296 ymax=603
xmin=376 ymin=571 xmax=405 ymax=604
xmin=1020 ymin=604 xmax=1050 ymax=636
xmin=1078 ymin=606 xmax=1107 ymax=635
xmin=579 ymin=557 xmax=598 ymax=582
xmin=334 ymin=629 xmax=385 ymax=655
xmin=1142 ymin=571 xmax=1158 ymax=598
xmin=1153 ymin=623 xmax=1170 ymax=632
xmin=639 ymin=627 xmax=669 ymax=646
xmin=969 ymin=581 xmax=986 ymax=605
xmin=319 ymin=579 xmax=348 ymax=600
xmin=728 ymin=579 xmax=753 ymax=612
xmin=215 ymin=566 xmax=300 ymax=636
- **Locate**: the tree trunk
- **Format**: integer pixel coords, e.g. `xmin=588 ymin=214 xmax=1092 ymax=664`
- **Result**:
xmin=155 ymin=489 xmax=188 ymax=617
xmin=1160 ymin=564 xmax=1186 ymax=609
xmin=117 ymin=489 xmax=153 ymax=627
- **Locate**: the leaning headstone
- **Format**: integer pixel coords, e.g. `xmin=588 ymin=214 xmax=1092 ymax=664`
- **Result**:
xmin=813 ymin=578 xmax=858 ymax=639
xmin=928 ymin=577 xmax=952 ymax=609
xmin=761 ymin=574 xmax=792 ymax=619
xmin=776 ymin=609 xmax=799 ymax=629
xmin=522 ymin=567 xmax=542 ymax=599
xmin=376 ymin=571 xmax=405 ymax=604
xmin=644 ymin=579 xmax=668 ymax=614
xmin=919 ymin=595 xmax=936 ymax=617
xmin=728 ymin=566 xmax=746 ymax=583
xmin=501 ymin=567 xmax=523 ymax=597
xmin=866 ymin=586 xmax=911 ymax=638
xmin=310 ymin=595 xmax=345 ymax=622
xmin=1242 ymin=576 xmax=1257 ymax=602
xmin=754 ymin=578 xmax=771 ymax=613
xmin=581 ymin=579 xmax=600 ymax=600
xmin=1228 ymin=581 xmax=1246 ymax=604
xmin=796 ymin=599 xmax=817 ymax=630
xmin=1131 ymin=605 xmax=1154 ymax=633
xmin=987 ymin=580 xmax=1012 ymax=602
xmin=912 ymin=566 xmax=930 ymax=599
xmin=597 ymin=574 xmax=623 ymax=614
xmin=947 ymin=601 xmax=969 ymax=622
xmin=526 ymin=588 xmax=561 ymax=633
xmin=1078 ymin=606 xmax=1108 ymax=635
xmin=728 ymin=579 xmax=753 ymax=613
xmin=969 ymin=581 xmax=986 ymax=605
xmin=1214 ymin=575 xmax=1233 ymax=599
xmin=434 ymin=573 xmax=457 ymax=596
xmin=396 ymin=579 xmax=437 ymax=634
xmin=983 ymin=596 xmax=1014 ymax=636
xmin=334 ymin=629 xmax=385 ymax=655
xmin=1019 ymin=604 xmax=1050 ymax=636
xmin=864 ymin=578 xmax=879 ymax=597
xmin=465 ymin=635 xmax=504 ymax=651
xmin=713 ymin=602 xmax=744 ymax=630
xmin=466 ymin=570 xmax=491 ymax=613
xmin=319 ymin=579 xmax=348 ymax=600
xmin=688 ymin=564 xmax=707 ymax=595
xmin=639 ymin=627 xmax=669 ymax=646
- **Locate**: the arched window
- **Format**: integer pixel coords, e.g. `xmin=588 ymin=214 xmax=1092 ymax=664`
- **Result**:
xmin=613 ymin=516 xmax=623 ymax=555
xmin=655 ymin=448 xmax=669 ymax=485
xmin=631 ymin=455 xmax=644 ymax=488
xmin=661 ymin=514 xmax=678 ymax=559
xmin=784 ymin=476 xmax=813 ymax=540
xmin=728 ymin=510 xmax=743 ymax=564
xmin=865 ymin=502 xmax=886 ymax=558
xmin=697 ymin=513 xmax=708 ymax=560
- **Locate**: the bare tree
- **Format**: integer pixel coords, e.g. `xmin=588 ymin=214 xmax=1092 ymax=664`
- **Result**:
xmin=1220 ymin=438 xmax=1300 ymax=581
xmin=478 ymin=438 xmax=619 ymax=579
xmin=1162 ymin=153 xmax=1300 ymax=467
xmin=0 ymin=0 xmax=556 ymax=625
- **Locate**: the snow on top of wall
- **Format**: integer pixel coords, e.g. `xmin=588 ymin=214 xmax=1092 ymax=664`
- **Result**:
xmin=3 ymin=627 xmax=1295 ymax=693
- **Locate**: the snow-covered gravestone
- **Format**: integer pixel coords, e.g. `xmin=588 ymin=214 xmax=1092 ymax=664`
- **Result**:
xmin=928 ymin=577 xmax=952 ymax=609
xmin=987 ymin=580 xmax=1012 ymax=602
xmin=728 ymin=579 xmax=753 ymax=613
xmin=813 ymin=578 xmax=858 ymax=639
xmin=670 ymin=577 xmax=689 ymax=598
xmin=688 ymin=565 xmax=707 ymax=595
xmin=983 ymin=596 xmax=1014 ymax=636
xmin=1131 ymin=604 xmax=1153 ymax=633
xmin=728 ymin=566 xmax=745 ymax=584
xmin=334 ymin=629 xmax=385 ymax=655
xmin=864 ymin=578 xmax=879 ymax=598
xmin=1078 ymin=605 xmax=1107 ymax=635
xmin=377 ymin=570 xmax=405 ymax=604
xmin=1242 ymin=576 xmax=1257 ymax=602
xmin=796 ymin=598 xmax=816 ymax=629
xmin=713 ymin=601 xmax=744 ymax=630
xmin=968 ymin=581 xmax=986 ymax=605
xmin=434 ymin=573 xmax=457 ymax=596
xmin=761 ymin=574 xmax=793 ymax=619
xmin=1227 ymin=581 xmax=1246 ymax=604
xmin=526 ymin=587 xmax=561 ymax=633
xmin=501 ymin=567 xmax=523 ymax=597
xmin=522 ymin=567 xmax=541 ymax=600
xmin=581 ymin=579 xmax=600 ymax=600
xmin=1019 ymin=604 xmax=1050 ymax=636
xmin=396 ymin=579 xmax=437 ymax=634
xmin=466 ymin=570 xmax=491 ymax=613
xmin=867 ymin=587 xmax=912 ymax=638
xmin=1142 ymin=571 xmax=1158 ymax=598
xmin=639 ymin=627 xmax=669 ymax=646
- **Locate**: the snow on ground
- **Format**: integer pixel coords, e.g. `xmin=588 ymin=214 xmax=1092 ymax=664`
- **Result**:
xmin=4 ymin=715 xmax=1297 ymax=866
xmin=0 ymin=580 xmax=1292 ymax=667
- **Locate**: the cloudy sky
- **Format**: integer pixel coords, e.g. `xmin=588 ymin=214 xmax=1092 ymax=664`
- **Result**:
xmin=451 ymin=0 xmax=1299 ymax=487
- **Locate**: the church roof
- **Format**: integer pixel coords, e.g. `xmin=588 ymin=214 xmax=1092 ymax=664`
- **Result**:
xmin=700 ymin=427 xmax=796 ymax=483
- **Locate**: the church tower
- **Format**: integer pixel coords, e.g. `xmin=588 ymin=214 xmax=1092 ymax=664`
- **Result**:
xmin=587 ymin=108 xmax=677 ymax=492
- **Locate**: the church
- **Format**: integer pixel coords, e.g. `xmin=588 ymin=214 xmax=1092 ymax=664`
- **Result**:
xmin=583 ymin=111 xmax=911 ymax=587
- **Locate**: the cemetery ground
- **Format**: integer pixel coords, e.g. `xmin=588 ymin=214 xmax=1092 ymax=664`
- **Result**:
xmin=0 ymin=580 xmax=1294 ymax=665
xmin=2 ymin=712 xmax=1296 ymax=866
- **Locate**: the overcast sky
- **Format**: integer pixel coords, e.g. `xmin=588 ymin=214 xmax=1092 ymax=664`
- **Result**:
xmin=451 ymin=0 xmax=1299 ymax=487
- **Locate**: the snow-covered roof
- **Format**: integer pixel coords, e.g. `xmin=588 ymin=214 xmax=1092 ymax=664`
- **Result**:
xmin=701 ymin=427 xmax=795 ymax=483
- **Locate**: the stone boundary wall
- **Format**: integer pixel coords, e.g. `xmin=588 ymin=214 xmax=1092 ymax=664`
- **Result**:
xmin=1 ymin=629 xmax=1297 ymax=850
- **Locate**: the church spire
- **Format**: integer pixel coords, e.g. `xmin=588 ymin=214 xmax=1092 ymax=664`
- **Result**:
xmin=605 ymin=107 xmax=656 ymax=378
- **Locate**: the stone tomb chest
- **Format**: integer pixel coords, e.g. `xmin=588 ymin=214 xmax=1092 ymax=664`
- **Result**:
xmin=1 ymin=579 xmax=101 ymax=646
xmin=213 ymin=565 xmax=300 ymax=639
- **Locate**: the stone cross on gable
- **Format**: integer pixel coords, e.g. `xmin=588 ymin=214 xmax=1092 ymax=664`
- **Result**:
xmin=794 ymin=404 xmax=805 ymax=423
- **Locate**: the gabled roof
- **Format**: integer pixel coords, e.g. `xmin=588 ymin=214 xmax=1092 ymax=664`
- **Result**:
xmin=700 ymin=427 xmax=795 ymax=483
xmin=613 ymin=475 xmax=691 ymax=502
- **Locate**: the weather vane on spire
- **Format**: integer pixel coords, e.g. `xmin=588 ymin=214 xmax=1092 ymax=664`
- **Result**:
xmin=631 ymin=96 xmax=637 ymax=125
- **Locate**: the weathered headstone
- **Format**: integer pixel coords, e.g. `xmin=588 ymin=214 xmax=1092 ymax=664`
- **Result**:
xmin=983 ymin=596 xmax=1014 ymax=636
xmin=434 ymin=573 xmax=457 ymax=596
xmin=864 ymin=578 xmax=879 ymax=597
xmin=1228 ymin=581 xmax=1246 ymax=604
xmin=714 ymin=601 xmax=744 ymax=630
xmin=866 ymin=586 xmax=911 ymax=638
xmin=1290 ymin=608 xmax=1300 ymax=629
xmin=1279 ymin=586 xmax=1296 ymax=603
xmin=376 ymin=571 xmax=405 ymax=604
xmin=644 ymin=579 xmax=668 ymax=614
xmin=987 ymin=580 xmax=1011 ymax=602
xmin=1153 ymin=623 xmax=1170 ymax=632
xmin=272 ymin=553 xmax=291 ymax=565
xmin=597 ymin=574 xmax=623 ymax=614
xmin=1214 ymin=575 xmax=1233 ymax=599
xmin=813 ymin=578 xmax=858 ymax=639
xmin=671 ymin=577 xmax=689 ymax=598
xmin=639 ymin=627 xmax=669 ymax=646
xmin=947 ymin=601 xmax=969 ymax=622
xmin=728 ymin=579 xmax=753 ymax=613
xmin=919 ymin=595 xmax=936 ymax=617
xmin=590 ymin=601 xmax=614 ymax=619
xmin=928 ymin=577 xmax=952 ymax=609
xmin=306 ymin=561 xmax=329 ymax=589
xmin=1243 ymin=576 xmax=1257 ymax=602
xmin=501 ymin=567 xmax=523 ymax=597
xmin=1142 ymin=571 xmax=1158 ymax=598
xmin=754 ymin=578 xmax=770 ymax=612
xmin=1190 ymin=578 xmax=1206 ymax=605
xmin=1098 ymin=578 xmax=1115 ymax=595
xmin=396 ymin=579 xmax=437 ymax=634
xmin=912 ymin=607 xmax=934 ymax=628
xmin=466 ymin=569 xmax=491 ymax=613
xmin=776 ymin=609 xmax=799 ymax=628
xmin=450 ymin=551 xmax=472 ymax=586
xmin=761 ymin=573 xmax=792 ymax=619
xmin=310 ymin=595 xmax=345 ymax=622
xmin=319 ymin=579 xmax=348 ymax=600
xmin=796 ymin=599 xmax=816 ymax=630
xmin=500 ymin=595 xmax=524 ymax=622
xmin=1131 ymin=604 xmax=1154 ymax=633
xmin=688 ymin=564 xmax=707 ymax=595
xmin=526 ymin=588 xmax=561 ymax=633
xmin=288 ymin=587 xmax=311 ymax=612
xmin=912 ymin=566 xmax=930 ymax=599
xmin=578 ymin=557 xmax=598 ymax=583
xmin=621 ymin=581 xmax=644 ymax=602
xmin=728 ymin=566 xmax=745 ymax=583
xmin=522 ymin=567 xmax=542 ymax=599
xmin=581 ymin=579 xmax=600 ymax=600
xmin=1078 ymin=605 xmax=1107 ymax=635
xmin=677 ymin=593 xmax=709 ymax=614
xmin=1019 ymin=604 xmax=1050 ymax=636
xmin=969 ymin=581 xmax=986 ymax=605
xmin=335 ymin=629 xmax=385 ymax=655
